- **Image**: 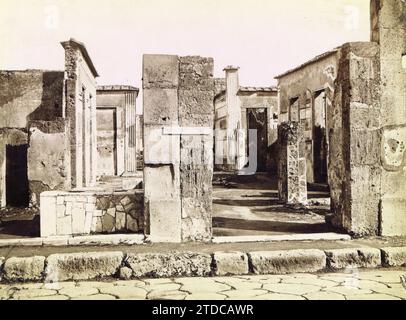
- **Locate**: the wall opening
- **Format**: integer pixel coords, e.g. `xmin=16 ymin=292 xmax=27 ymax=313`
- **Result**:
xmin=246 ymin=108 xmax=268 ymax=172
xmin=313 ymin=89 xmax=328 ymax=183
xmin=5 ymin=144 xmax=29 ymax=207
xmin=97 ymin=108 xmax=117 ymax=176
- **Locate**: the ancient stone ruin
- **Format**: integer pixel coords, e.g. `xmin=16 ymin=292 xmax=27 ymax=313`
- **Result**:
xmin=0 ymin=0 xmax=404 ymax=243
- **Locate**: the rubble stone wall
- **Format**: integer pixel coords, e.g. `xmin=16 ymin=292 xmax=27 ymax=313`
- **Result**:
xmin=40 ymin=190 xmax=144 ymax=237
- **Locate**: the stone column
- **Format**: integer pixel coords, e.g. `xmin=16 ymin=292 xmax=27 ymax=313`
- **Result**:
xmin=124 ymin=91 xmax=137 ymax=174
xmin=277 ymin=121 xmax=307 ymax=204
xmin=142 ymin=54 xmax=214 ymax=242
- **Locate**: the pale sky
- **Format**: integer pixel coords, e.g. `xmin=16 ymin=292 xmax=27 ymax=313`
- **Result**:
xmin=0 ymin=0 xmax=371 ymax=111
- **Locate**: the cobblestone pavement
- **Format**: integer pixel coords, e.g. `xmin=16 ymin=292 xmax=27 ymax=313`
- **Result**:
xmin=1 ymin=269 xmax=405 ymax=300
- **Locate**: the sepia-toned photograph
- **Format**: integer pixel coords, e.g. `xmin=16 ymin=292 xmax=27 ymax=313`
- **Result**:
xmin=0 ymin=0 xmax=405 ymax=308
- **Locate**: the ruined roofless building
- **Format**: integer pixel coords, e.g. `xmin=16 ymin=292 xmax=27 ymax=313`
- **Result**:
xmin=214 ymin=67 xmax=279 ymax=173
xmin=275 ymin=0 xmax=406 ymax=237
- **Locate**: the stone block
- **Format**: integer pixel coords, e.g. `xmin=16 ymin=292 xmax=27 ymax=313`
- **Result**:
xmin=115 ymin=211 xmax=126 ymax=231
xmin=143 ymin=88 xmax=178 ymax=125
xmin=56 ymin=215 xmax=72 ymax=236
xmin=45 ymin=252 xmax=124 ymax=282
xmin=119 ymin=266 xmax=133 ymax=280
xmin=126 ymin=252 xmax=212 ymax=277
xmin=178 ymin=89 xmax=214 ymax=116
xmin=249 ymin=249 xmax=326 ymax=274
xmin=72 ymin=207 xmax=86 ymax=235
xmin=144 ymin=165 xmax=180 ymax=200
xmin=3 ymin=256 xmax=45 ymax=281
xmin=148 ymin=199 xmax=182 ymax=242
xmin=143 ymin=54 xmax=179 ymax=89
xmin=40 ymin=193 xmax=57 ymax=237
xmin=143 ymin=125 xmax=180 ymax=164
xmin=324 ymin=248 xmax=381 ymax=269
xmin=381 ymin=247 xmax=406 ymax=267
xmin=213 ymin=251 xmax=249 ymax=276
xmin=126 ymin=215 xmax=139 ymax=232
xmin=83 ymin=210 xmax=93 ymax=234
xmin=380 ymin=197 xmax=406 ymax=236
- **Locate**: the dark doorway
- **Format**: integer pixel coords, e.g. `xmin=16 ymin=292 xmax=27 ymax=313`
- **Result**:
xmin=5 ymin=144 xmax=29 ymax=207
xmin=313 ymin=90 xmax=327 ymax=183
xmin=247 ymin=108 xmax=268 ymax=172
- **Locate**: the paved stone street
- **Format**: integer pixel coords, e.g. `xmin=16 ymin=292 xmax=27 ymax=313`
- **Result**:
xmin=1 ymin=268 xmax=405 ymax=300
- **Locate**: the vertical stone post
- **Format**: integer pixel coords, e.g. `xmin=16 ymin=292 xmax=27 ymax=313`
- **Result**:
xmin=143 ymin=54 xmax=181 ymax=242
xmin=329 ymin=42 xmax=381 ymax=235
xmin=371 ymin=0 xmax=406 ymax=236
xmin=178 ymin=56 xmax=214 ymax=242
xmin=143 ymin=54 xmax=214 ymax=242
xmin=277 ymin=121 xmax=307 ymax=204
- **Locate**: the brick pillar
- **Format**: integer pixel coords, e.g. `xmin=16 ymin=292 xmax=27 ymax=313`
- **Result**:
xmin=142 ymin=54 xmax=214 ymax=242
xmin=277 ymin=121 xmax=307 ymax=204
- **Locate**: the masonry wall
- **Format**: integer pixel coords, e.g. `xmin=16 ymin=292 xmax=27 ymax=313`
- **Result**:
xmin=371 ymin=0 xmax=406 ymax=236
xmin=0 ymin=70 xmax=64 ymax=128
xmin=27 ymin=119 xmax=71 ymax=206
xmin=277 ymin=53 xmax=338 ymax=182
xmin=64 ymin=44 xmax=97 ymax=189
xmin=143 ymin=54 xmax=214 ymax=242
xmin=40 ymin=190 xmax=143 ymax=237
xmin=329 ymin=42 xmax=381 ymax=235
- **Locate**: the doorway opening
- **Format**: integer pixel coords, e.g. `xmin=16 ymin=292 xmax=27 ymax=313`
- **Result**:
xmin=6 ymin=144 xmax=29 ymax=207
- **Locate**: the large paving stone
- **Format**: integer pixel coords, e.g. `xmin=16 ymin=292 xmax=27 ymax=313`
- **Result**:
xmin=3 ymin=256 xmax=45 ymax=281
xmin=381 ymin=247 xmax=406 ymax=267
xmin=45 ymin=251 xmax=123 ymax=281
xmin=325 ymin=248 xmax=381 ymax=269
xmin=126 ymin=252 xmax=212 ymax=278
xmin=213 ymin=251 xmax=249 ymax=276
xmin=249 ymin=249 xmax=326 ymax=275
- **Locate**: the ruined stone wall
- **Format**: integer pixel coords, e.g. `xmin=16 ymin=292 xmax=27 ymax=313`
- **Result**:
xmin=371 ymin=0 xmax=406 ymax=236
xmin=40 ymin=190 xmax=143 ymax=237
xmin=329 ymin=42 xmax=381 ymax=235
xmin=143 ymin=54 xmax=214 ymax=242
xmin=0 ymin=70 xmax=64 ymax=128
xmin=64 ymin=42 xmax=97 ymax=189
xmin=27 ymin=119 xmax=71 ymax=206
xmin=276 ymin=53 xmax=338 ymax=182
xmin=0 ymin=128 xmax=28 ymax=207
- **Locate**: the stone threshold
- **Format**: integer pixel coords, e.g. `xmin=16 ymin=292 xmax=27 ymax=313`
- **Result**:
xmin=0 ymin=232 xmax=350 ymax=247
xmin=212 ymin=233 xmax=351 ymax=243
xmin=0 ymin=246 xmax=405 ymax=283
xmin=0 ymin=234 xmax=145 ymax=247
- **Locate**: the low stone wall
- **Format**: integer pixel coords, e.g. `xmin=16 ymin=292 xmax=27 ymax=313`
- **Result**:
xmin=40 ymin=190 xmax=144 ymax=237
xmin=0 ymin=246 xmax=404 ymax=283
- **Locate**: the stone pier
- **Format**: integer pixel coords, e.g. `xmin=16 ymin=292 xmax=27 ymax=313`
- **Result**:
xmin=277 ymin=121 xmax=307 ymax=204
xmin=143 ymin=54 xmax=214 ymax=242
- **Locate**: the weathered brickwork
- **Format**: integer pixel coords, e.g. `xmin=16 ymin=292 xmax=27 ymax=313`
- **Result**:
xmin=277 ymin=122 xmax=307 ymax=204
